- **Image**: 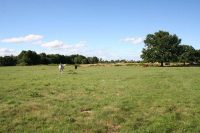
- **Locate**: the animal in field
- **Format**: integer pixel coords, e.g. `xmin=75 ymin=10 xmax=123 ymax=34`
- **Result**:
xmin=75 ymin=64 xmax=78 ymax=69
xmin=58 ymin=63 xmax=65 ymax=72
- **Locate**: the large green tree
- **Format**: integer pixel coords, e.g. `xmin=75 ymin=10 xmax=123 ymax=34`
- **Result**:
xmin=141 ymin=31 xmax=181 ymax=66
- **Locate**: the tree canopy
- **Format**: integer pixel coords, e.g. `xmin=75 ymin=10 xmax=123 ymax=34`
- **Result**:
xmin=17 ymin=50 xmax=41 ymax=65
xmin=141 ymin=31 xmax=182 ymax=66
xmin=178 ymin=45 xmax=196 ymax=65
xmin=0 ymin=56 xmax=17 ymax=66
xmin=0 ymin=50 xmax=100 ymax=66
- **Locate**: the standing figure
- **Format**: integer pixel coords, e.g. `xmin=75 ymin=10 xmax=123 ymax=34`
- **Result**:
xmin=58 ymin=63 xmax=64 ymax=72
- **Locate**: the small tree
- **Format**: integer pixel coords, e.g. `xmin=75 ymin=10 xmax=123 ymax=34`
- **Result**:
xmin=179 ymin=45 xmax=195 ymax=65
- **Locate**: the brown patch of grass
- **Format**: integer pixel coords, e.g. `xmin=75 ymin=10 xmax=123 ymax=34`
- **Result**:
xmin=106 ymin=120 xmax=121 ymax=133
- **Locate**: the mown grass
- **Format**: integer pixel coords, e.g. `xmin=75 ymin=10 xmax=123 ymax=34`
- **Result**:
xmin=0 ymin=65 xmax=200 ymax=133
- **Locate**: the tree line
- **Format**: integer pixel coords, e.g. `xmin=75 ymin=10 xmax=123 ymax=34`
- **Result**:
xmin=141 ymin=31 xmax=200 ymax=66
xmin=1 ymin=30 xmax=200 ymax=66
xmin=0 ymin=50 xmax=100 ymax=66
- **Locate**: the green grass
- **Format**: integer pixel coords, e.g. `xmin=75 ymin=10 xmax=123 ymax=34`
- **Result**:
xmin=1 ymin=65 xmax=200 ymax=133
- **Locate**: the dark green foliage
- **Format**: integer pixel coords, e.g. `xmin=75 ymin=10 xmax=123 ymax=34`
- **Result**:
xmin=73 ymin=55 xmax=85 ymax=64
xmin=0 ymin=56 xmax=17 ymax=66
xmin=47 ymin=54 xmax=65 ymax=64
xmin=0 ymin=50 xmax=100 ymax=66
xmin=196 ymin=50 xmax=200 ymax=63
xmin=18 ymin=50 xmax=41 ymax=65
xmin=65 ymin=56 xmax=74 ymax=64
xmin=39 ymin=53 xmax=50 ymax=64
xmin=179 ymin=45 xmax=196 ymax=65
xmin=141 ymin=31 xmax=181 ymax=66
xmin=87 ymin=56 xmax=99 ymax=64
xmin=71 ymin=55 xmax=99 ymax=64
xmin=141 ymin=30 xmax=200 ymax=66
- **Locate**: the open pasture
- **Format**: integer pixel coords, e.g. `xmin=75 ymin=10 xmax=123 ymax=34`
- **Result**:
xmin=0 ymin=65 xmax=200 ymax=132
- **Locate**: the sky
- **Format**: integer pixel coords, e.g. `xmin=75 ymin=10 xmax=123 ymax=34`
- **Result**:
xmin=0 ymin=0 xmax=200 ymax=60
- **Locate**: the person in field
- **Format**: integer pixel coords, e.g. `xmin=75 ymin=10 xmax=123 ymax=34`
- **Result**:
xmin=58 ymin=63 xmax=65 ymax=72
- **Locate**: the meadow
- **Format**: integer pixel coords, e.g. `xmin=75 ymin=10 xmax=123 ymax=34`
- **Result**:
xmin=0 ymin=65 xmax=200 ymax=133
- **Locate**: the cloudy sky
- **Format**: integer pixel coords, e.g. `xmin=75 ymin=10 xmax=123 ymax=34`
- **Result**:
xmin=0 ymin=0 xmax=200 ymax=60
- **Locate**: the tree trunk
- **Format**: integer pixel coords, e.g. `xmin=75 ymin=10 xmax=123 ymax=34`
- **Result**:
xmin=161 ymin=61 xmax=164 ymax=67
xmin=183 ymin=62 xmax=186 ymax=66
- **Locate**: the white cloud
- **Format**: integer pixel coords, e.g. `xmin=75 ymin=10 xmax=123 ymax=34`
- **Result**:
xmin=41 ymin=40 xmax=65 ymax=49
xmin=74 ymin=41 xmax=87 ymax=49
xmin=1 ymin=34 xmax=43 ymax=43
xmin=40 ymin=40 xmax=141 ymax=60
xmin=0 ymin=48 xmax=13 ymax=53
xmin=32 ymin=40 xmax=44 ymax=45
xmin=0 ymin=48 xmax=15 ymax=56
xmin=41 ymin=40 xmax=87 ymax=54
xmin=121 ymin=37 xmax=144 ymax=44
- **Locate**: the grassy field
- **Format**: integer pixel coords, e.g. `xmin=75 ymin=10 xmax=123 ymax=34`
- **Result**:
xmin=0 ymin=65 xmax=200 ymax=133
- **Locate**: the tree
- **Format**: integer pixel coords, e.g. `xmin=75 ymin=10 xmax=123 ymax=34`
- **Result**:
xmin=72 ymin=54 xmax=88 ymax=64
xmin=193 ymin=49 xmax=200 ymax=64
xmin=65 ymin=56 xmax=73 ymax=64
xmin=0 ymin=56 xmax=17 ymax=66
xmin=47 ymin=54 xmax=61 ymax=64
xmin=18 ymin=50 xmax=40 ymax=65
xmin=39 ymin=53 xmax=49 ymax=64
xmin=92 ymin=56 xmax=99 ymax=64
xmin=81 ymin=58 xmax=89 ymax=64
xmin=141 ymin=31 xmax=181 ymax=66
xmin=87 ymin=57 xmax=93 ymax=64
xmin=87 ymin=56 xmax=99 ymax=64
xmin=179 ymin=45 xmax=196 ymax=65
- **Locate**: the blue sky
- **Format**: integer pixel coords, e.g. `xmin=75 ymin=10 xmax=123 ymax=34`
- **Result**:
xmin=0 ymin=0 xmax=200 ymax=60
